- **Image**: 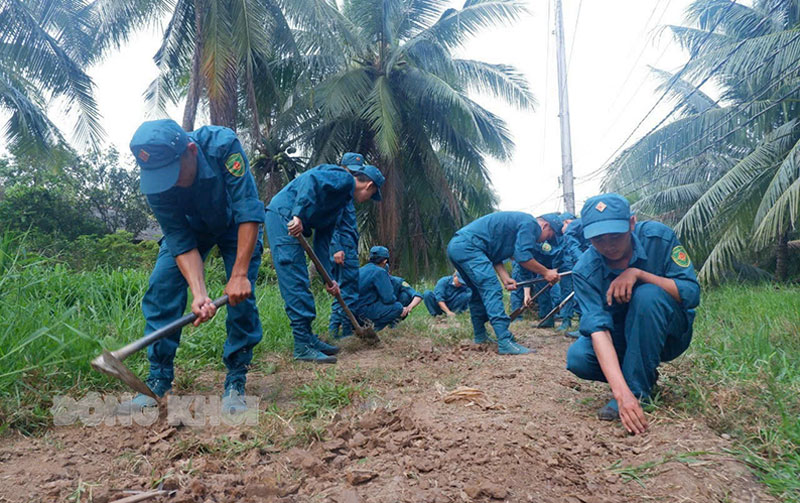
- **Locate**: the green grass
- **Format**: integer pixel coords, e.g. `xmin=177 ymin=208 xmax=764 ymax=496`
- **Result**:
xmin=293 ymin=368 xmax=366 ymax=420
xmin=0 ymin=234 xmax=327 ymax=434
xmin=672 ymin=284 xmax=800 ymax=502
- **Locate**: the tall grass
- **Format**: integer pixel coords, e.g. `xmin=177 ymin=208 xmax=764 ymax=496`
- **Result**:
xmin=0 ymin=233 xmax=331 ymax=434
xmin=674 ymin=284 xmax=800 ymax=501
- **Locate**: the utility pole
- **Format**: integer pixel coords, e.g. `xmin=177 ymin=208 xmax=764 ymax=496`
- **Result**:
xmin=554 ymin=0 xmax=575 ymax=214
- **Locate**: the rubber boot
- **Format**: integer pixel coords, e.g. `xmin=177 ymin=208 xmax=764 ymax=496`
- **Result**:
xmin=222 ymin=378 xmax=247 ymax=415
xmin=597 ymin=399 xmax=619 ymax=421
xmin=497 ymin=337 xmax=532 ymax=355
xmin=294 ymin=333 xmax=337 ymax=364
xmin=311 ymin=333 xmax=340 ymax=356
xmin=556 ymin=317 xmax=572 ymax=332
xmin=565 ymin=330 xmax=581 ymax=339
xmin=115 ymin=377 xmax=172 ymax=415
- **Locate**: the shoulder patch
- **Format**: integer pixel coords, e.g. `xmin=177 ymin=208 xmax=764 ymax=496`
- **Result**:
xmin=671 ymin=246 xmax=691 ymax=267
xmin=541 ymin=242 xmax=552 ymax=252
xmin=225 ymin=152 xmax=245 ymax=177
xmin=402 ymin=281 xmax=410 ymax=287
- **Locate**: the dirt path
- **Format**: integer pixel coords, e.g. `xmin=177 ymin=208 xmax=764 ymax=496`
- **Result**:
xmin=0 ymin=321 xmax=775 ymax=503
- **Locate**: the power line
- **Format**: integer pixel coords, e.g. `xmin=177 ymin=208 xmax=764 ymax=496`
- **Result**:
xmin=595 ymin=0 xmax=740 ymax=174
xmin=566 ymin=0 xmax=583 ymax=73
xmin=587 ymin=27 xmax=800 ymax=186
xmin=583 ymin=1 xmax=787 ymax=184
xmin=540 ymin=0 xmax=552 ymax=170
xmin=606 ymin=0 xmax=671 ymax=112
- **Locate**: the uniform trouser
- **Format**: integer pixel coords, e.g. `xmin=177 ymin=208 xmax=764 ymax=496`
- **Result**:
xmin=329 ymin=250 xmax=359 ymax=335
xmin=565 ymin=284 xmax=692 ymax=399
xmin=447 ymin=237 xmax=513 ymax=343
xmin=143 ymin=224 xmax=264 ymax=386
xmin=423 ymin=291 xmax=443 ymax=316
xmin=537 ymin=279 xmax=561 ymax=318
xmin=557 ymin=264 xmax=576 ymax=320
xmin=356 ymin=301 xmax=403 ymax=331
xmin=264 ymin=209 xmax=318 ymax=349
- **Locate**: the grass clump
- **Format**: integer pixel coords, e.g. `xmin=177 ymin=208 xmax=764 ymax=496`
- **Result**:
xmin=294 ymin=368 xmax=366 ymax=420
xmin=673 ymin=284 xmax=800 ymax=501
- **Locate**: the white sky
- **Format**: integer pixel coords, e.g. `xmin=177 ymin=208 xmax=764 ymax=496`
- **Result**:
xmin=50 ymin=0 xmax=696 ymax=216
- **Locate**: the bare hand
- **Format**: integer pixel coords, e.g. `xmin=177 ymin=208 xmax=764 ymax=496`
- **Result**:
xmin=333 ymin=250 xmax=345 ymax=265
xmin=618 ymin=391 xmax=648 ymax=435
xmin=224 ymin=274 xmax=252 ymax=306
xmin=325 ymin=281 xmax=340 ymax=297
xmin=287 ymin=216 xmax=304 ymax=237
xmin=191 ymin=295 xmax=217 ymax=326
xmin=523 ymin=291 xmax=532 ymax=306
xmin=446 ymin=311 xmax=456 ymax=318
xmin=401 ymin=306 xmax=412 ymax=318
xmin=503 ymin=278 xmax=517 ymax=291
xmin=607 ymin=268 xmax=639 ymax=306
xmin=543 ymin=268 xmax=560 ymax=285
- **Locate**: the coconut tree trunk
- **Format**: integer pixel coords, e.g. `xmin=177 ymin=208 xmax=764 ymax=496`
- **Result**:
xmin=377 ymin=157 xmax=402 ymax=258
xmin=775 ymin=231 xmax=788 ymax=282
xmin=182 ymin=0 xmax=206 ymax=131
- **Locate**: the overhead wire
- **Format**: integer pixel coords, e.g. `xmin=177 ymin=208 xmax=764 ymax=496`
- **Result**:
xmin=566 ymin=0 xmax=583 ymax=73
xmin=578 ymin=1 xmax=789 ymax=185
xmin=593 ymin=0 xmax=741 ymax=175
xmin=583 ymin=26 xmax=800 ymax=187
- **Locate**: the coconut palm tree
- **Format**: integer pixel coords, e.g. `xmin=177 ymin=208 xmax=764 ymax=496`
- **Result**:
xmin=603 ymin=0 xmax=800 ymax=283
xmin=0 ymin=0 xmax=109 ymax=153
xmin=294 ymin=0 xmax=535 ymax=273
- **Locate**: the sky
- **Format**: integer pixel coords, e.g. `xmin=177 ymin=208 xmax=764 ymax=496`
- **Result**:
xmin=50 ymin=0 xmax=697 ymax=216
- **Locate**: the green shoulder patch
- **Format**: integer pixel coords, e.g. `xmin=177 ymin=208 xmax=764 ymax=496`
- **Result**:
xmin=541 ymin=242 xmax=552 ymax=253
xmin=402 ymin=281 xmax=410 ymax=288
xmin=225 ymin=152 xmax=245 ymax=177
xmin=671 ymin=246 xmax=691 ymax=267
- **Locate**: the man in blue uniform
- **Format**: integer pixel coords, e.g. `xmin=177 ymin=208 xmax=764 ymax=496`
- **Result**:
xmin=118 ymin=119 xmax=265 ymax=415
xmin=423 ymin=272 xmax=472 ymax=316
xmin=447 ymin=212 xmax=562 ymax=354
xmin=354 ymin=247 xmax=403 ymax=331
xmin=328 ymin=153 xmax=365 ymax=339
xmin=390 ymin=274 xmax=423 ymax=319
xmin=562 ymin=215 xmax=591 ymax=338
xmin=266 ymin=162 xmax=384 ymax=363
xmin=566 ymin=194 xmax=700 ymax=435
xmin=553 ymin=212 xmax=577 ymax=332
xmin=517 ymin=213 xmax=563 ymax=327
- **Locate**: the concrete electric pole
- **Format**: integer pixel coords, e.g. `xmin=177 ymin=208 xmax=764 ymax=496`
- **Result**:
xmin=554 ymin=0 xmax=575 ymax=214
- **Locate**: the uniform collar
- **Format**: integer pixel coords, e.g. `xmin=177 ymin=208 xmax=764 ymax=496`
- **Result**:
xmin=600 ymin=231 xmax=648 ymax=277
xmin=195 ymin=148 xmax=214 ymax=180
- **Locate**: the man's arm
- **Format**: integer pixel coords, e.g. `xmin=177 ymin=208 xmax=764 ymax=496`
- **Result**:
xmin=493 ymin=263 xmax=516 ymax=290
xmin=590 ymin=330 xmax=648 ymax=435
xmin=402 ymin=295 xmax=423 ymax=317
xmin=175 ymin=249 xmax=216 ymax=326
xmin=224 ymin=222 xmax=259 ymax=306
xmin=437 ymin=301 xmax=455 ymax=316
xmin=519 ymin=258 xmax=559 ymax=284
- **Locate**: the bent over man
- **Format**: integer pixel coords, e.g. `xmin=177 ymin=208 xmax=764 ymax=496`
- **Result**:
xmin=447 ymin=211 xmax=562 ymax=355
xmin=266 ymin=161 xmax=384 ymax=363
xmin=119 ymin=119 xmax=265 ymax=415
xmin=566 ymin=194 xmax=700 ymax=435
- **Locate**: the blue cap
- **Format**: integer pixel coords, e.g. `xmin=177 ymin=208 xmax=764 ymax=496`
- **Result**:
xmin=581 ymin=193 xmax=632 ymax=239
xmin=341 ymin=152 xmax=365 ymax=168
xmin=130 ymin=119 xmax=190 ymax=194
xmin=359 ymin=164 xmax=385 ymax=201
xmin=538 ymin=212 xmax=564 ymax=237
xmin=370 ymin=246 xmax=389 ymax=260
xmin=560 ymin=212 xmax=576 ymax=221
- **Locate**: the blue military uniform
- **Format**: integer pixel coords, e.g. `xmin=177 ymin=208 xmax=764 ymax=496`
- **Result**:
xmin=566 ymin=194 xmax=700 ymax=406
xmin=328 ymin=153 xmax=365 ymax=338
xmin=446 ymin=211 xmax=549 ymax=354
xmin=354 ymin=248 xmax=403 ymax=331
xmin=557 ymin=215 xmax=589 ymax=333
xmin=266 ymin=162 xmax=383 ymax=362
xmin=391 ymin=275 xmax=421 ymax=308
xmin=423 ymin=274 xmax=472 ymax=316
xmin=130 ymin=119 xmax=265 ymax=402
